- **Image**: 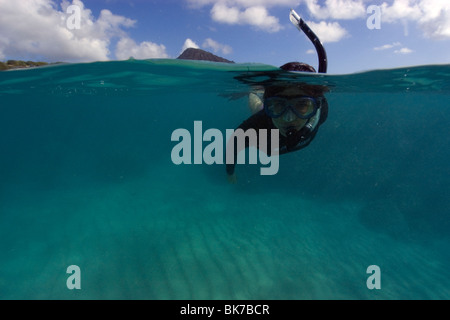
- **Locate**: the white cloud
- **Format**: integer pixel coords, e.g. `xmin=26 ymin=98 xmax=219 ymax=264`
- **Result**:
xmin=187 ymin=0 xmax=297 ymax=8
xmin=303 ymin=0 xmax=450 ymax=40
xmin=394 ymin=47 xmax=413 ymax=54
xmin=416 ymin=0 xmax=450 ymax=39
xmin=202 ymin=38 xmax=232 ymax=55
xmin=211 ymin=3 xmax=240 ymax=24
xmin=306 ymin=21 xmax=348 ymax=43
xmin=0 ymin=0 xmax=107 ymax=61
xmin=380 ymin=0 xmax=422 ymax=23
xmin=0 ymin=0 xmax=167 ymax=62
xmin=374 ymin=42 xmax=401 ymax=51
xmin=306 ymin=49 xmax=316 ymax=54
xmin=187 ymin=1 xmax=287 ymax=32
xmin=211 ymin=3 xmax=282 ymax=32
xmin=373 ymin=42 xmax=413 ymax=54
xmin=304 ymin=0 xmax=367 ymax=20
xmin=186 ymin=0 xmax=450 ymax=40
xmin=181 ymin=38 xmax=200 ymax=53
xmin=381 ymin=0 xmax=450 ymax=39
xmin=115 ymin=37 xmax=169 ymax=60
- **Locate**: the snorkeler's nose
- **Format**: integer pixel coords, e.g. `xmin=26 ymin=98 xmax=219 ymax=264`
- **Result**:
xmin=283 ymin=109 xmax=297 ymax=122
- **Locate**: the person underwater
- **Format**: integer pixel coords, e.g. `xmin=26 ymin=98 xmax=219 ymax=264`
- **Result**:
xmin=226 ymin=62 xmax=329 ymax=184
xmin=226 ymin=9 xmax=329 ymax=183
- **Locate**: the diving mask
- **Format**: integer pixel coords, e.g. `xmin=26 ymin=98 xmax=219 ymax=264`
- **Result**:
xmin=264 ymin=96 xmax=319 ymax=119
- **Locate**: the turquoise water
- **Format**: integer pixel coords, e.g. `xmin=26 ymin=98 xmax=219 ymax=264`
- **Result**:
xmin=0 ymin=59 xmax=449 ymax=299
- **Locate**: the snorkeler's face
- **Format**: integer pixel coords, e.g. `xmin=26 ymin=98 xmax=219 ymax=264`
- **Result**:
xmin=272 ymin=114 xmax=308 ymax=137
xmin=268 ymin=88 xmax=313 ymax=137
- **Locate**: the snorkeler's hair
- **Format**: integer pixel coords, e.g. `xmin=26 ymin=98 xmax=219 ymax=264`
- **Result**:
xmin=264 ymin=83 xmax=328 ymax=99
xmin=280 ymin=62 xmax=316 ymax=73
xmin=263 ymin=61 xmax=327 ymax=99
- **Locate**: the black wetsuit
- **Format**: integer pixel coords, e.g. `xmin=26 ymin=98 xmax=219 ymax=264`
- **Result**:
xmin=226 ymin=101 xmax=328 ymax=175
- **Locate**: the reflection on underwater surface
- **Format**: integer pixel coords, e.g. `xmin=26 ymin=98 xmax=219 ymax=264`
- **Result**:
xmin=0 ymin=60 xmax=449 ymax=299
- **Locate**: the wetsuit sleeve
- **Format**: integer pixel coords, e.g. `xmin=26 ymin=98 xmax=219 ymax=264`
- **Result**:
xmin=226 ymin=111 xmax=269 ymax=176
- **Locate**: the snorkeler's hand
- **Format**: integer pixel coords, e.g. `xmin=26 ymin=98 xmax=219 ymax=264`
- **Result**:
xmin=227 ymin=173 xmax=237 ymax=184
xmin=248 ymin=92 xmax=263 ymax=114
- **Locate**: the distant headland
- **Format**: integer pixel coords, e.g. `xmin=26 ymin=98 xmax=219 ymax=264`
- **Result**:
xmin=0 ymin=60 xmax=51 ymax=70
xmin=1 ymin=48 xmax=232 ymax=71
xmin=176 ymin=48 xmax=234 ymax=64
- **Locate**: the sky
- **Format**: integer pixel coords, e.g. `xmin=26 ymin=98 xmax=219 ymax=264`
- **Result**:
xmin=0 ymin=0 xmax=449 ymax=74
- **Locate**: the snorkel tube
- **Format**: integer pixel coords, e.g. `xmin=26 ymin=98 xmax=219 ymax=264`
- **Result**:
xmin=289 ymin=9 xmax=328 ymax=73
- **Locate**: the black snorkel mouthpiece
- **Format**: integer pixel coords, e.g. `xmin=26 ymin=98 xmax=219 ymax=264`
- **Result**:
xmin=286 ymin=128 xmax=296 ymax=138
xmin=285 ymin=127 xmax=299 ymax=151
xmin=289 ymin=9 xmax=328 ymax=73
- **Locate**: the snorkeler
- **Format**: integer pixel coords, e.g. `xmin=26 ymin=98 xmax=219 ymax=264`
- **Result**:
xmin=226 ymin=10 xmax=329 ymax=183
xmin=226 ymin=69 xmax=329 ymax=183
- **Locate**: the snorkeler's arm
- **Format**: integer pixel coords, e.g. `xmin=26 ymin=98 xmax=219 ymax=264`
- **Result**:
xmin=248 ymin=88 xmax=264 ymax=114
